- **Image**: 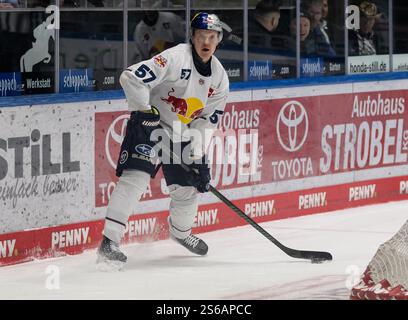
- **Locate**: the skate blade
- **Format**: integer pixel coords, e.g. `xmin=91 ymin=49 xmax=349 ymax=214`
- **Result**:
xmin=96 ymin=255 xmax=125 ymax=272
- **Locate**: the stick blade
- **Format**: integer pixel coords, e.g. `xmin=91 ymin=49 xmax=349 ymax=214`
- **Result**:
xmin=288 ymin=249 xmax=333 ymax=262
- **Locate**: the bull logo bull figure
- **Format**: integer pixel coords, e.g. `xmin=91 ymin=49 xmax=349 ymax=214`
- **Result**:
xmin=161 ymin=88 xmax=205 ymax=124
xmin=161 ymin=88 xmax=188 ymax=116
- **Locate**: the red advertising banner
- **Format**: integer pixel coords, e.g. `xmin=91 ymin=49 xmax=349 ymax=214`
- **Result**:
xmin=95 ymin=89 xmax=408 ymax=210
xmin=95 ymin=111 xmax=128 ymax=208
xmin=245 ymin=90 xmax=408 ymax=183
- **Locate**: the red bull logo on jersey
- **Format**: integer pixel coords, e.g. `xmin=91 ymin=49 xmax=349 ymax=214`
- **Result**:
xmin=161 ymin=88 xmax=204 ymax=124
xmin=153 ymin=55 xmax=167 ymax=68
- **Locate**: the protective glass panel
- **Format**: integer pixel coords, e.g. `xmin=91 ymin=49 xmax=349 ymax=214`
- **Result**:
xmin=128 ymin=9 xmax=186 ymax=65
xmin=348 ymin=0 xmax=390 ymax=75
xmin=0 ymin=10 xmax=56 ymax=96
xmin=393 ymin=0 xmax=408 ymax=72
xmin=300 ymin=0 xmax=345 ymax=77
xmin=248 ymin=0 xmax=297 ymax=80
xmin=59 ymin=11 xmax=123 ymax=92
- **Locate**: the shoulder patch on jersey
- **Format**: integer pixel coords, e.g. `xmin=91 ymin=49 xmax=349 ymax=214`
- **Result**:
xmin=153 ymin=55 xmax=167 ymax=68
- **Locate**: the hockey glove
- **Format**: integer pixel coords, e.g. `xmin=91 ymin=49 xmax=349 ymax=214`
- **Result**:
xmin=127 ymin=107 xmax=160 ymax=141
xmin=189 ymin=158 xmax=211 ymax=193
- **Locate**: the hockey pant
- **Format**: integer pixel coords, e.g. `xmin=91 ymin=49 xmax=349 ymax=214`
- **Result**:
xmin=103 ymin=169 xmax=198 ymax=244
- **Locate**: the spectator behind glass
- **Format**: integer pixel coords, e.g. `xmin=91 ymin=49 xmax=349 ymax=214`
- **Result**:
xmin=248 ymin=0 xmax=282 ymax=49
xmin=289 ymin=13 xmax=316 ymax=56
xmin=133 ymin=10 xmax=185 ymax=62
xmin=322 ymin=0 xmax=329 ymax=19
xmin=301 ymin=0 xmax=336 ymax=57
xmin=320 ymin=0 xmax=333 ymax=47
xmin=0 ymin=0 xmax=19 ymax=8
xmin=348 ymin=1 xmax=383 ymax=56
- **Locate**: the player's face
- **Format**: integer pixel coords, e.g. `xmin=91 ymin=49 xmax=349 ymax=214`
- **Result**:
xmin=192 ymin=29 xmax=219 ymax=63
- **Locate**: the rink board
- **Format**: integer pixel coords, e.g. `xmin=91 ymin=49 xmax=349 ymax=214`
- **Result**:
xmin=1 ymin=79 xmax=408 ymax=266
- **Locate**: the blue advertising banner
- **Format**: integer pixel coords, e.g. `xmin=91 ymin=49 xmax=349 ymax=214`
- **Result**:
xmin=248 ymin=60 xmax=273 ymax=81
xmin=0 ymin=72 xmax=22 ymax=97
xmin=300 ymin=57 xmax=325 ymax=77
xmin=59 ymin=69 xmax=96 ymax=93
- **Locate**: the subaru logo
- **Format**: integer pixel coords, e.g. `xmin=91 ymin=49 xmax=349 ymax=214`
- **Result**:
xmin=135 ymin=144 xmax=156 ymax=158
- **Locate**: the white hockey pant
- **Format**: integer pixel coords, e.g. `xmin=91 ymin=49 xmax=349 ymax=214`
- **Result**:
xmin=103 ymin=169 xmax=198 ymax=244
xmin=167 ymin=184 xmax=198 ymax=240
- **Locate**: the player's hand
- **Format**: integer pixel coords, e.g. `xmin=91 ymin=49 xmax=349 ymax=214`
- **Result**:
xmin=128 ymin=106 xmax=160 ymax=140
xmin=189 ymin=158 xmax=211 ymax=193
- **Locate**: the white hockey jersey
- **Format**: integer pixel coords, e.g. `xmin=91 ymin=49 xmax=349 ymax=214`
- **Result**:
xmin=120 ymin=43 xmax=230 ymax=157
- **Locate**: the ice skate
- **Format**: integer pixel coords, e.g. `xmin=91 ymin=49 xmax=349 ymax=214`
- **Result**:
xmin=171 ymin=233 xmax=209 ymax=256
xmin=96 ymin=236 xmax=127 ymax=271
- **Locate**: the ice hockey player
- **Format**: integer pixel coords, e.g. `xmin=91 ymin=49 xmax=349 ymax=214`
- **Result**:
xmin=97 ymin=12 xmax=230 ymax=267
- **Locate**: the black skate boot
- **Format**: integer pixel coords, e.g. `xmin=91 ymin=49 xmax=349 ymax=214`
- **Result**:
xmin=171 ymin=234 xmax=209 ymax=256
xmin=96 ymin=236 xmax=127 ymax=270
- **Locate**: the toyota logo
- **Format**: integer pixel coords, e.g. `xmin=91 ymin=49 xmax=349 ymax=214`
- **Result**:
xmin=105 ymin=114 xmax=130 ymax=169
xmin=277 ymin=101 xmax=309 ymax=152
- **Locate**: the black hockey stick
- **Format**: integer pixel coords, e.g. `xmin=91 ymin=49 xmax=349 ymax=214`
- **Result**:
xmin=159 ymin=144 xmax=333 ymax=262
xmin=208 ymin=185 xmax=333 ymax=262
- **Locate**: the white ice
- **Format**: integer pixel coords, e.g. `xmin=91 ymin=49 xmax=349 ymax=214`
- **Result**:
xmin=0 ymin=200 xmax=407 ymax=300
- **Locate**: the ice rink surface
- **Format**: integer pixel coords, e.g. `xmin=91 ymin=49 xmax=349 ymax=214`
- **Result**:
xmin=0 ymin=200 xmax=407 ymax=300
